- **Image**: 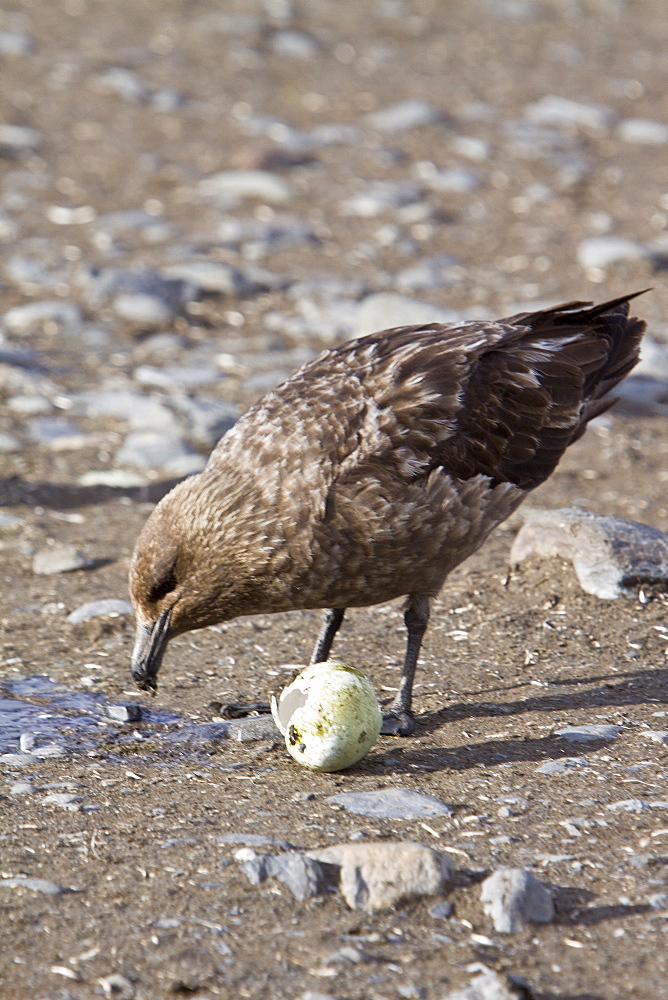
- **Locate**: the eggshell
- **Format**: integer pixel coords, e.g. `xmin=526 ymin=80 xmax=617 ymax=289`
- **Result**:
xmin=271 ymin=661 xmax=382 ymax=772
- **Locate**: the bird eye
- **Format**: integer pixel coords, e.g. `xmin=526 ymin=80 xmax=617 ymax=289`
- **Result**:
xmin=149 ymin=570 xmax=177 ymax=604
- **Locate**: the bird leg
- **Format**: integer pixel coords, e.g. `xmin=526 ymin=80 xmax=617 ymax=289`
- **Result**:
xmin=310 ymin=607 xmax=346 ymax=663
xmin=382 ymin=595 xmax=431 ymax=736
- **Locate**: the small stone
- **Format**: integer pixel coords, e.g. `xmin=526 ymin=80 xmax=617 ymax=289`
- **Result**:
xmin=226 ymin=716 xmax=280 ymax=742
xmin=268 ymin=852 xmax=324 ymax=901
xmin=308 ymin=841 xmax=453 ymax=911
xmin=271 ymin=29 xmax=319 ymax=59
xmin=0 ymin=432 xmax=20 ymax=453
xmin=339 ymin=180 xmax=421 ymax=217
xmin=480 ymin=868 xmax=554 ymax=934
xmin=105 ymin=704 xmax=143 ymax=723
xmin=9 ymin=781 xmax=35 ymax=795
xmin=618 ymin=118 xmax=668 ymax=145
xmin=326 ymin=787 xmax=454 ymax=819
xmin=161 ymin=261 xmax=250 ymax=296
xmin=355 ymin=293 xmax=464 ymax=336
xmin=0 ymin=123 xmax=43 ymax=155
xmin=511 ymin=507 xmax=668 ymax=600
xmin=428 ymin=900 xmax=453 ymax=919
xmin=364 ymin=98 xmax=445 ymax=133
xmin=0 ymin=876 xmax=67 ymax=896
xmin=642 ymin=730 xmax=668 ymax=744
xmin=78 ymin=470 xmax=147 ymax=488
xmin=649 ymin=893 xmax=668 ymax=910
xmin=115 ymin=431 xmax=203 ymax=473
xmin=32 ymin=543 xmax=91 ymax=575
xmin=42 ymin=792 xmax=82 ymax=810
xmin=113 ymin=292 xmax=175 ymax=326
xmin=524 ymin=95 xmax=615 ymax=130
xmin=577 ymin=236 xmax=650 ymax=271
xmin=97 ymin=67 xmax=149 ymax=102
xmin=442 ymin=970 xmax=526 ymax=1000
xmin=67 ymin=599 xmax=134 ymax=624
xmin=556 ymin=724 xmax=621 ymax=743
xmin=606 ymin=798 xmax=650 ymax=812
xmin=3 ymin=300 xmax=81 ymax=334
xmin=0 ymin=31 xmax=34 ymax=55
xmin=199 ymin=169 xmax=293 ymax=205
xmin=0 ymin=512 xmax=23 ymax=532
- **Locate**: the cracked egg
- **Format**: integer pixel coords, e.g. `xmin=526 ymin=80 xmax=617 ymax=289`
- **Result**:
xmin=271 ymin=661 xmax=382 ymax=772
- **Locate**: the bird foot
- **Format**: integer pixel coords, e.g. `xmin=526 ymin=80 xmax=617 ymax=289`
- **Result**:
xmin=381 ymin=708 xmax=415 ymax=737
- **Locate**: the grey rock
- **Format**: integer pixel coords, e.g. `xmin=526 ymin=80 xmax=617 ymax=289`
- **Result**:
xmin=428 ymin=900 xmax=453 ymax=919
xmin=0 ymin=876 xmax=67 ymax=895
xmin=606 ymin=798 xmax=650 ymax=812
xmin=226 ymin=716 xmax=280 ymax=742
xmin=28 ymin=742 xmax=66 ymax=759
xmin=113 ymin=292 xmax=175 ymax=326
xmin=443 ymin=970 xmax=526 ymax=1000
xmin=32 ymin=543 xmax=91 ymax=575
xmin=0 ymin=512 xmax=24 ymax=532
xmin=78 ymin=265 xmax=192 ymax=310
xmin=133 ymin=364 xmax=219 ymax=390
xmin=641 ymin=730 xmax=668 ymax=743
xmin=218 ymin=833 xmax=297 ymax=851
xmin=480 ymin=868 xmax=554 ymax=933
xmin=649 ymin=893 xmax=668 ymax=910
xmin=42 ymin=792 xmax=82 ymax=810
xmin=355 ymin=293 xmax=464 ymax=336
xmin=9 ymin=781 xmax=35 ymax=795
xmin=511 ymin=507 xmax=668 ymax=600
xmin=271 ymin=29 xmax=319 ymax=59
xmin=326 ymin=787 xmax=454 ymax=819
xmin=618 ymin=118 xmax=668 ymax=145
xmin=8 ymin=394 xmax=52 ymax=415
xmin=364 ymin=98 xmax=445 ymax=133
xmin=97 ymin=67 xmax=149 ymax=102
xmin=199 ymin=169 xmax=293 ymax=205
xmin=524 ymin=95 xmax=615 ymax=130
xmin=239 ymin=851 xmax=323 ymax=901
xmin=396 ymin=254 xmax=462 ymax=292
xmin=0 ymin=31 xmax=34 ymax=55
xmin=71 ymin=389 xmax=177 ymax=430
xmin=3 ymin=300 xmax=81 ymax=334
xmin=299 ymin=993 xmax=338 ymax=1000
xmin=67 ymin=599 xmax=133 ymax=624
xmin=29 ymin=417 xmax=82 ymax=446
xmin=556 ymin=724 xmax=621 ymax=743
xmin=308 ymin=841 xmax=453 ymax=911
xmin=417 ymin=164 xmax=481 ymax=193
xmin=0 ymin=432 xmax=20 ymax=453
xmin=78 ymin=469 xmax=147 ymax=488
xmin=161 ymin=261 xmax=250 ymax=296
xmin=105 ymin=704 xmax=143 ymax=723
xmin=115 ymin=431 xmax=203 ymax=472
xmin=577 ymin=236 xmax=650 ymax=270
xmin=169 ymin=396 xmax=238 ymax=449
xmin=339 ymin=180 xmax=421 ymax=218
xmin=0 ymin=123 xmax=42 ymax=155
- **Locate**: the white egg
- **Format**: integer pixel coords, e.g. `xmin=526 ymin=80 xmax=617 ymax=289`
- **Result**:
xmin=271 ymin=661 xmax=382 ymax=772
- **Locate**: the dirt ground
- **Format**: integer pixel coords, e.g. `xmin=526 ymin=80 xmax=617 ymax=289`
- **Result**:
xmin=2 ymin=2 xmax=668 ymax=998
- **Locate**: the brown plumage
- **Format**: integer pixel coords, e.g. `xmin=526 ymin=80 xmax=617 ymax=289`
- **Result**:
xmin=129 ymin=292 xmax=646 ymax=734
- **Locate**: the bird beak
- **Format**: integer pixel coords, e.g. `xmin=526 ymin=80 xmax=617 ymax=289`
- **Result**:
xmin=130 ymin=608 xmax=172 ymax=691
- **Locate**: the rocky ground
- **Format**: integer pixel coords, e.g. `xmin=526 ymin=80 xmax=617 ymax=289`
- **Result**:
xmin=2 ymin=1 xmax=668 ymax=998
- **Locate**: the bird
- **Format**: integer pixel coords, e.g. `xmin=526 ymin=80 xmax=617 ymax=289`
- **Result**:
xmin=129 ymin=291 xmax=646 ymax=735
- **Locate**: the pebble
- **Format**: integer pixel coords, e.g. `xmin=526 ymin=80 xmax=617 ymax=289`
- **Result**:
xmin=442 ymin=970 xmax=526 ymax=1000
xmin=0 ymin=876 xmax=68 ymax=896
xmin=0 ymin=123 xmax=43 ymax=155
xmin=480 ymin=868 xmax=554 ymax=933
xmin=354 ymin=293 xmax=464 ymax=336
xmin=67 ymin=599 xmax=133 ymax=624
xmin=42 ymin=792 xmax=82 ymax=810
xmin=606 ymin=798 xmax=650 ymax=813
xmin=96 ymin=67 xmax=150 ymax=103
xmin=32 ymin=543 xmax=91 ymax=575
xmin=576 ymin=236 xmax=651 ymax=271
xmin=113 ymin=292 xmax=175 ymax=326
xmin=364 ymin=98 xmax=445 ymax=133
xmin=161 ymin=261 xmax=250 ymax=296
xmin=396 ymin=254 xmax=463 ymax=292
xmin=0 ymin=432 xmax=21 ymax=453
xmin=198 ymin=169 xmax=293 ymax=205
xmin=428 ymin=900 xmax=453 ymax=919
xmin=339 ymin=180 xmax=421 ymax=218
xmin=641 ymin=730 xmax=668 ymax=744
xmin=9 ymin=781 xmax=35 ymax=795
xmin=0 ymin=512 xmax=24 ymax=532
xmin=511 ymin=507 xmax=668 ymax=600
xmin=105 ymin=704 xmax=143 ymax=723
xmin=2 ymin=300 xmax=82 ymax=333
xmin=618 ymin=118 xmax=668 ymax=145
xmin=524 ymin=95 xmax=615 ymax=130
xmin=327 ymin=787 xmax=454 ymax=819
xmin=0 ymin=31 xmax=34 ymax=55
xmin=556 ymin=724 xmax=621 ymax=743
xmin=78 ymin=469 xmax=147 ymax=488
xmin=649 ymin=893 xmax=668 ymax=910
xmin=115 ymin=430 xmax=203 ymax=473
xmin=239 ymin=851 xmax=323 ymax=901
xmin=308 ymin=841 xmax=452 ymax=911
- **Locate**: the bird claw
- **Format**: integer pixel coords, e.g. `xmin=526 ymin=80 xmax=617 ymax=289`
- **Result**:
xmin=381 ymin=709 xmax=415 ymax=737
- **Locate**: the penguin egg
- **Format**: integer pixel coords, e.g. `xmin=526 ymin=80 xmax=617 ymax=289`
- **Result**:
xmin=271 ymin=661 xmax=382 ymax=772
